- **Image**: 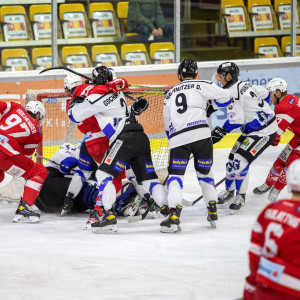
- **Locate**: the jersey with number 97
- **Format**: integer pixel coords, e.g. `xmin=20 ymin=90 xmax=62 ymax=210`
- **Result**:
xmin=0 ymin=101 xmax=42 ymax=157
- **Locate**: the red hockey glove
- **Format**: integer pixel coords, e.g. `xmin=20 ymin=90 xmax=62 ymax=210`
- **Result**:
xmin=272 ymin=134 xmax=281 ymax=146
xmin=106 ymin=78 xmax=129 ymax=93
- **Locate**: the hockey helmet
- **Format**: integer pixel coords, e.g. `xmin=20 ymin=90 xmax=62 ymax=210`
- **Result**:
xmin=64 ymin=73 xmax=82 ymax=91
xmin=266 ymin=78 xmax=288 ymax=94
xmin=25 ymin=101 xmax=46 ymax=121
xmin=217 ymin=62 xmax=239 ymax=80
xmin=108 ymin=67 xmax=117 ymax=80
xmin=92 ymin=66 xmax=113 ymax=85
xmin=287 ymin=160 xmax=300 ymax=192
xmin=177 ymin=59 xmax=198 ymax=80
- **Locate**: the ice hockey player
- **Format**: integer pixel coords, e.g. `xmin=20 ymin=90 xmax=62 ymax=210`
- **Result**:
xmin=212 ymin=62 xmax=278 ymax=214
xmin=253 ymin=78 xmax=300 ymax=202
xmin=243 ymin=159 xmax=300 ymax=300
xmin=0 ymin=100 xmax=48 ymax=222
xmin=68 ymin=66 xmax=168 ymax=233
xmin=162 ymin=59 xmax=232 ymax=233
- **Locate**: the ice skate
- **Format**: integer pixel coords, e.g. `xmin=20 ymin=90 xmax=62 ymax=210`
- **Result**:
xmin=61 ymin=193 xmax=73 ymax=216
xmin=268 ymin=187 xmax=281 ymax=202
xmin=91 ymin=209 xmax=117 ymax=234
xmin=207 ymin=200 xmax=218 ymax=228
xmin=84 ymin=209 xmax=101 ymax=230
xmin=13 ymin=200 xmax=40 ymax=223
xmin=229 ymin=194 xmax=246 ymax=214
xmin=160 ymin=205 xmax=182 ymax=233
xmin=253 ymin=183 xmax=272 ymax=195
xmin=160 ymin=205 xmax=170 ymax=217
xmin=217 ymin=189 xmax=235 ymax=206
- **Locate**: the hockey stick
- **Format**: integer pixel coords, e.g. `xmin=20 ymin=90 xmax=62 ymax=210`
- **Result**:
xmin=181 ymin=177 xmax=226 ymax=206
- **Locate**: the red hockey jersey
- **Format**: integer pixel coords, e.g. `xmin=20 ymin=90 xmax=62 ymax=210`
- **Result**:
xmin=0 ymin=102 xmax=42 ymax=157
xmin=275 ymin=94 xmax=300 ymax=139
xmin=244 ymin=199 xmax=300 ymax=299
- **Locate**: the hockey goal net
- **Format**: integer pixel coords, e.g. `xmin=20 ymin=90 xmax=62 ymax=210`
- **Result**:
xmin=0 ymin=87 xmax=170 ymax=201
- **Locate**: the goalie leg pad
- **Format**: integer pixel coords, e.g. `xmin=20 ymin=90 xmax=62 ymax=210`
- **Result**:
xmin=197 ymin=170 xmax=217 ymax=205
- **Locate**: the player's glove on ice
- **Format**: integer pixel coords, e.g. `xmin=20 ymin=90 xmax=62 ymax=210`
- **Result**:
xmin=106 ymin=78 xmax=129 ymax=93
xmin=206 ymin=101 xmax=217 ymax=118
xmin=272 ymin=133 xmax=281 ymax=146
xmin=211 ymin=126 xmax=228 ymax=144
xmin=69 ymin=96 xmax=85 ymax=109
xmin=131 ymin=97 xmax=149 ymax=115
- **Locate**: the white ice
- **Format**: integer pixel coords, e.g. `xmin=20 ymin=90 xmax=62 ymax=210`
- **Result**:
xmin=0 ymin=145 xmax=290 ymax=300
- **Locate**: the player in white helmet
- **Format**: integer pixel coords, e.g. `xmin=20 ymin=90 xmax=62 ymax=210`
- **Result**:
xmin=64 ymin=73 xmax=83 ymax=96
xmin=25 ymin=100 xmax=46 ymax=125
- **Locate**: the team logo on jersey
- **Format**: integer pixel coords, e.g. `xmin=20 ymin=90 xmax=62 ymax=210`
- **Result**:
xmin=104 ymin=140 xmax=123 ymax=165
xmin=288 ymin=98 xmax=295 ymax=105
xmin=296 ymin=205 xmax=300 ymax=213
xmin=250 ymin=136 xmax=269 ymax=156
xmin=228 ymin=105 xmax=233 ymax=110
xmin=171 ymin=159 xmax=188 ymax=170
xmin=145 ymin=163 xmax=155 ymax=174
xmin=0 ymin=134 xmax=9 ymax=146
xmin=6 ymin=165 xmax=25 ymax=177
xmin=240 ymin=137 xmax=254 ymax=151
xmin=113 ymin=160 xmax=126 ymax=173
xmin=257 ymin=257 xmax=284 ymax=283
xmin=228 ymin=112 xmax=236 ymax=119
xmin=197 ymin=159 xmax=212 ymax=169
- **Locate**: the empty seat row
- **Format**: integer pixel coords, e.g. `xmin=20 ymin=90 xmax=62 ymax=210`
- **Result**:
xmin=0 ymin=42 xmax=175 ymax=71
xmin=0 ymin=2 xmax=133 ymax=42
xmin=222 ymin=0 xmax=300 ymax=33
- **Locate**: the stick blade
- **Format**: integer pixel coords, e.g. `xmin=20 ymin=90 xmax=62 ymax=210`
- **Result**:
xmin=127 ymin=215 xmax=143 ymax=223
xmin=182 ymin=198 xmax=193 ymax=206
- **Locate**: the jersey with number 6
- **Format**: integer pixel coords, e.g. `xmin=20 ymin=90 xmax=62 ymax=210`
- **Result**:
xmin=163 ymin=79 xmax=231 ymax=149
xmin=0 ymin=101 xmax=42 ymax=157
xmin=245 ymin=199 xmax=300 ymax=298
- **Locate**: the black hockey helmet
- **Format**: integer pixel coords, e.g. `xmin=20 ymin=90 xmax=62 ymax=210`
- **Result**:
xmin=92 ymin=66 xmax=113 ymax=85
xmin=177 ymin=59 xmax=198 ymax=81
xmin=217 ymin=62 xmax=239 ymax=80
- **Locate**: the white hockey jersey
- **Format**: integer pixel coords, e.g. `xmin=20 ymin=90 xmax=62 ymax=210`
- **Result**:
xmin=164 ymin=79 xmax=231 ymax=149
xmin=69 ymin=91 xmax=128 ymax=144
xmin=223 ymin=81 xmax=278 ymax=136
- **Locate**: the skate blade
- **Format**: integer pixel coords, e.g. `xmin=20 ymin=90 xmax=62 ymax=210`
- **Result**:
xmin=160 ymin=224 xmax=181 ymax=233
xmin=84 ymin=222 xmax=92 ymax=230
xmin=92 ymin=225 xmax=118 ymax=234
xmin=209 ymin=221 xmax=217 ymax=228
xmin=230 ymin=208 xmax=242 ymax=215
xmin=13 ymin=215 xmax=39 ymax=223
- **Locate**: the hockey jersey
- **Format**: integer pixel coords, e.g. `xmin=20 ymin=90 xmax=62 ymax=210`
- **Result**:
xmin=0 ymin=101 xmax=42 ymax=158
xmin=244 ymin=199 xmax=300 ymax=299
xmin=163 ymin=79 xmax=231 ymax=149
xmin=274 ymin=94 xmax=300 ymax=139
xmin=223 ymin=81 xmax=278 ymax=136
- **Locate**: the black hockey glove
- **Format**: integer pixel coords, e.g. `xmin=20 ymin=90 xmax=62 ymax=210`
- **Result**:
xmin=211 ymin=126 xmax=228 ymax=144
xmin=69 ymin=96 xmax=85 ymax=109
xmin=131 ymin=97 xmax=149 ymax=115
xmin=206 ymin=100 xmax=217 ymax=118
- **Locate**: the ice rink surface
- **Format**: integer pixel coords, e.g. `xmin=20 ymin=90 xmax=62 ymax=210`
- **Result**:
xmin=0 ymin=145 xmax=291 ymax=300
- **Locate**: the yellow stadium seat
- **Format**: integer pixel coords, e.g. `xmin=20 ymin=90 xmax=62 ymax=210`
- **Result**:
xmin=32 ymin=47 xmax=56 ymax=70
xmin=59 ymin=4 xmax=90 ymax=39
xmin=92 ymin=45 xmax=122 ymax=67
xmin=274 ymin=0 xmax=300 ymax=30
xmin=117 ymin=1 xmax=139 ymax=37
xmin=2 ymin=48 xmax=32 ymax=71
xmin=149 ymin=42 xmax=174 ymax=64
xmin=0 ymin=6 xmax=32 ymax=41
xmin=89 ymin=3 xmax=120 ymax=38
xmin=121 ymin=43 xmax=151 ymax=65
xmin=222 ymin=0 xmax=251 ymax=32
xmin=248 ymin=0 xmax=278 ymax=31
xmin=61 ymin=46 xmax=92 ymax=68
xmin=29 ymin=5 xmax=62 ymax=40
xmin=281 ymin=36 xmax=300 ymax=56
xmin=254 ymin=37 xmax=283 ymax=58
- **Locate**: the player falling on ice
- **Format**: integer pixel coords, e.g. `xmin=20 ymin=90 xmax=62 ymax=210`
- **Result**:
xmin=253 ymin=78 xmax=300 ymax=202
xmin=212 ymin=62 xmax=278 ymax=214
xmin=0 ymin=100 xmax=48 ymax=222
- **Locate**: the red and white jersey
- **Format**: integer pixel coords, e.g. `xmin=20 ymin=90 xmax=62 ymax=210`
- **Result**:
xmin=0 ymin=102 xmax=42 ymax=157
xmin=245 ymin=199 xmax=300 ymax=298
xmin=275 ymin=94 xmax=300 ymax=139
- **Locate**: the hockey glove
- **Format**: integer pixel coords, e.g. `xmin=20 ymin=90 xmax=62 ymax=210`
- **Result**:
xmin=106 ymin=78 xmax=129 ymax=93
xmin=206 ymin=100 xmax=217 ymax=118
xmin=272 ymin=133 xmax=281 ymax=146
xmin=131 ymin=97 xmax=149 ymax=115
xmin=211 ymin=126 xmax=228 ymax=144
xmin=69 ymin=96 xmax=85 ymax=109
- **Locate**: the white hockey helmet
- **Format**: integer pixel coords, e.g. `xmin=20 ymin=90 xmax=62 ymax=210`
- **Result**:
xmin=25 ymin=101 xmax=46 ymax=121
xmin=266 ymin=78 xmax=288 ymax=94
xmin=64 ymin=73 xmax=82 ymax=91
xmin=286 ymin=160 xmax=300 ymax=192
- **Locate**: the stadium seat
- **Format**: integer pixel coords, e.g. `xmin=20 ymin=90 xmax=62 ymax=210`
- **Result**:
xmin=91 ymin=45 xmax=122 ymax=67
xmin=61 ymin=46 xmax=92 ymax=68
xmin=0 ymin=6 xmax=32 ymax=41
xmin=89 ymin=3 xmax=120 ymax=38
xmin=29 ymin=5 xmax=62 ymax=40
xmin=222 ymin=0 xmax=251 ymax=32
xmin=59 ymin=4 xmax=90 ymax=39
xmin=254 ymin=37 xmax=283 ymax=58
xmin=121 ymin=43 xmax=151 ymax=65
xmin=117 ymin=1 xmax=139 ymax=37
xmin=2 ymin=48 xmax=32 ymax=71
xmin=248 ymin=0 xmax=278 ymax=31
xmin=149 ymin=42 xmax=174 ymax=64
xmin=32 ymin=47 xmax=56 ymax=70
xmin=274 ymin=0 xmax=300 ymax=30
xmin=281 ymin=36 xmax=300 ymax=56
